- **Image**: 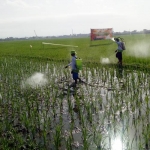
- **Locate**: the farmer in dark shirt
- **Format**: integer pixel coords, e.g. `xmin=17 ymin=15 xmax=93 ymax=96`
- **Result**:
xmin=115 ymin=38 xmax=123 ymax=65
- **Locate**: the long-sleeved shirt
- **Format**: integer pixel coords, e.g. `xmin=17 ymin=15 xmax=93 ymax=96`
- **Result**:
xmin=67 ymin=56 xmax=77 ymax=70
xmin=116 ymin=41 xmax=123 ymax=52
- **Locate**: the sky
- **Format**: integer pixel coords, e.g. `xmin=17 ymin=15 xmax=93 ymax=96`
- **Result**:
xmin=0 ymin=0 xmax=150 ymax=38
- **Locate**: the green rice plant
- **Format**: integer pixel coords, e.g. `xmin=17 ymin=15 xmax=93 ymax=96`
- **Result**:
xmin=70 ymin=109 xmax=75 ymax=124
xmin=69 ymin=122 xmax=74 ymax=143
xmin=80 ymin=112 xmax=86 ymax=128
xmin=1 ymin=55 xmax=150 ymax=149
xmin=65 ymin=135 xmax=73 ymax=150
xmin=67 ymin=92 xmax=74 ymax=120
xmin=43 ymin=128 xmax=47 ymax=148
xmin=81 ymin=127 xmax=90 ymax=150
xmin=94 ymin=133 xmax=102 ymax=149
xmin=53 ymin=125 xmax=62 ymax=149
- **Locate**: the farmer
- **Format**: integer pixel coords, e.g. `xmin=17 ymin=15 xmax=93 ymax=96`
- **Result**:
xmin=65 ymin=50 xmax=82 ymax=85
xmin=114 ymin=38 xmax=123 ymax=65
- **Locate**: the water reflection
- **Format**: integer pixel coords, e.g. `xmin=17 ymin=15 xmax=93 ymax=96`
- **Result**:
xmin=1 ymin=58 xmax=150 ymax=150
xmin=55 ymin=65 xmax=150 ymax=150
xmin=111 ymin=137 xmax=123 ymax=150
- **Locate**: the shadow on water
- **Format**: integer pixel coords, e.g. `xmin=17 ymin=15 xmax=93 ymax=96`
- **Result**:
xmin=116 ymin=65 xmax=123 ymax=79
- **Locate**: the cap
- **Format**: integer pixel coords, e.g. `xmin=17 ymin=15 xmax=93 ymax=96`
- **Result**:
xmin=71 ymin=50 xmax=76 ymax=54
xmin=114 ymin=38 xmax=119 ymax=41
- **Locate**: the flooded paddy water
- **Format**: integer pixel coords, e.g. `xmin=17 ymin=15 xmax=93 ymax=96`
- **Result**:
xmin=0 ymin=57 xmax=150 ymax=150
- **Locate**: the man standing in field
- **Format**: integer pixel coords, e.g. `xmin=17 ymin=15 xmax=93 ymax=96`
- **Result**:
xmin=114 ymin=38 xmax=124 ymax=65
xmin=65 ymin=50 xmax=82 ymax=86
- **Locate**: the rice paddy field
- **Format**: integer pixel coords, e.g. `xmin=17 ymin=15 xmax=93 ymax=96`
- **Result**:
xmin=0 ymin=34 xmax=150 ymax=150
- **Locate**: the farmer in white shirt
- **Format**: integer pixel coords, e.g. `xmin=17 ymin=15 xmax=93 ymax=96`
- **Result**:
xmin=65 ymin=50 xmax=81 ymax=85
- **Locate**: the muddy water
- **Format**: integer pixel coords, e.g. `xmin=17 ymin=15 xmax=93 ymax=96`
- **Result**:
xmin=55 ymin=66 xmax=150 ymax=150
xmin=0 ymin=58 xmax=150 ymax=149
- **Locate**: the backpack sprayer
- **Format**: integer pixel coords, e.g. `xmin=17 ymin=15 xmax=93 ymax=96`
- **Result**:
xmin=70 ymin=50 xmax=82 ymax=71
xmin=65 ymin=50 xmax=82 ymax=71
xmin=76 ymin=58 xmax=82 ymax=70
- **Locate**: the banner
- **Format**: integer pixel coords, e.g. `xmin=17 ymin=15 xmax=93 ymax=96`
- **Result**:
xmin=91 ymin=28 xmax=113 ymax=41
